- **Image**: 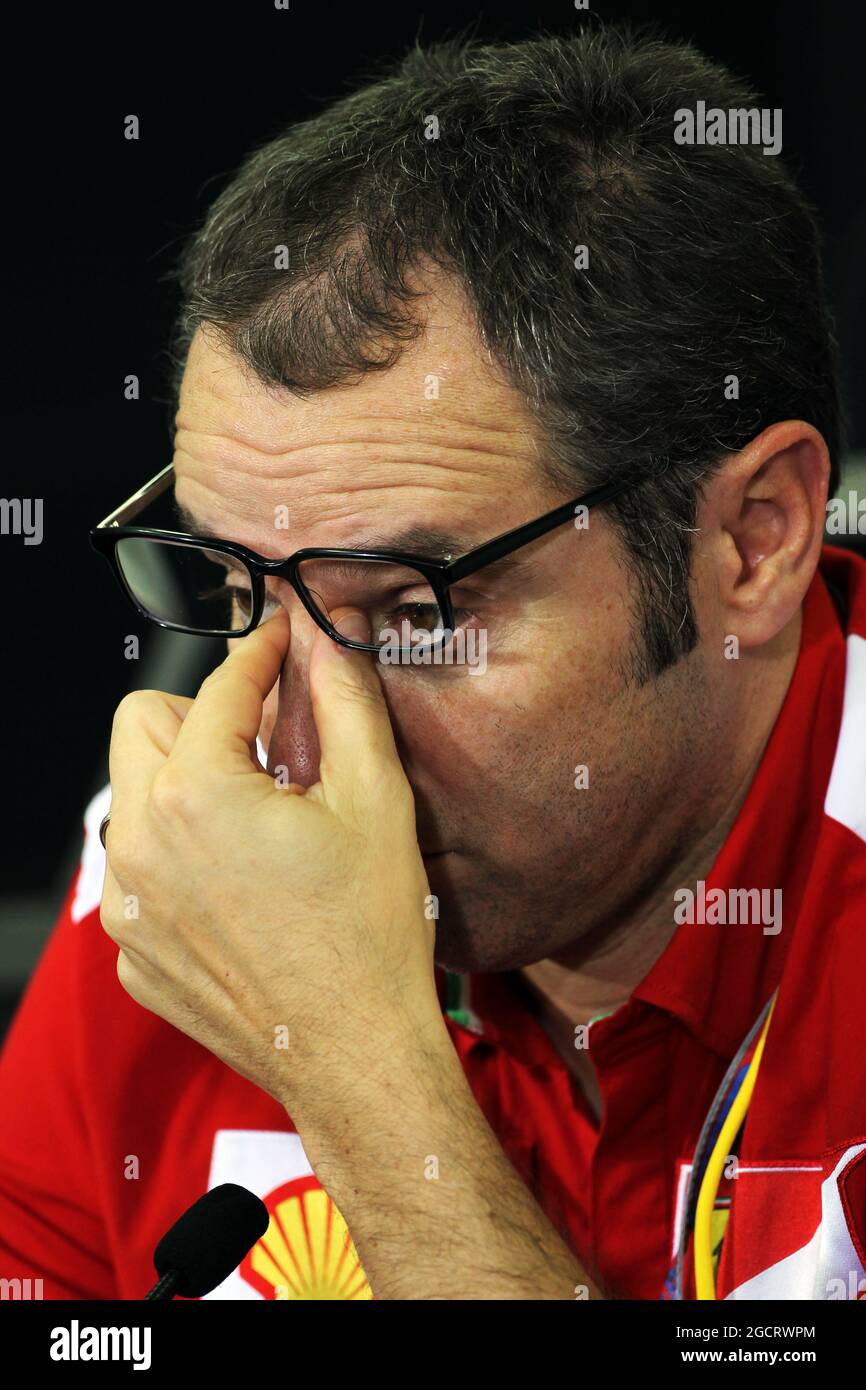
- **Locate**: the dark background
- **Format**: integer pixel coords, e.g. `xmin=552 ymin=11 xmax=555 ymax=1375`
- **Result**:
xmin=2 ymin=0 xmax=864 ymax=1030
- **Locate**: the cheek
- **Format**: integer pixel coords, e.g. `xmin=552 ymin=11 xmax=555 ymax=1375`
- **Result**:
xmin=379 ymin=660 xmax=570 ymax=800
xmin=374 ymin=583 xmax=634 ymax=832
xmin=382 ymin=676 xmax=470 ymax=786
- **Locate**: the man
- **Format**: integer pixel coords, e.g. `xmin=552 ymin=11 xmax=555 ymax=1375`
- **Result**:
xmin=1 ymin=27 xmax=863 ymax=1301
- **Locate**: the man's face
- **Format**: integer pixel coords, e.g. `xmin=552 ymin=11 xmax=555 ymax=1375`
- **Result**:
xmin=173 ymin=278 xmax=718 ymax=973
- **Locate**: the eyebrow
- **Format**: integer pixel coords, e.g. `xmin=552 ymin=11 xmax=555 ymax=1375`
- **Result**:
xmin=172 ymin=500 xmax=535 ymax=575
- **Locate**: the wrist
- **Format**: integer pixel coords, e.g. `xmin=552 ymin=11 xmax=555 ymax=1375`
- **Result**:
xmin=286 ymin=1009 xmax=471 ymax=1196
xmin=277 ymin=975 xmax=454 ymax=1118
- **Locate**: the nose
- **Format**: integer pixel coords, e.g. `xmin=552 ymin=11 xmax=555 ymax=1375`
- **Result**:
xmin=264 ymin=605 xmax=322 ymax=788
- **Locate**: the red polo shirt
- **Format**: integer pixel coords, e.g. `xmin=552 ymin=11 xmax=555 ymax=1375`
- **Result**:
xmin=0 ymin=547 xmax=863 ymax=1300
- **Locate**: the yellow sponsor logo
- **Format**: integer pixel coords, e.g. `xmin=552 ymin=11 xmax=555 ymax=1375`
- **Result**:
xmin=240 ymin=1176 xmax=372 ymax=1300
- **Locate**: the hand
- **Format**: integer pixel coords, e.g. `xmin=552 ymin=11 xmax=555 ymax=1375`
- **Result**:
xmin=99 ymin=605 xmax=445 ymax=1113
xmin=99 ymin=607 xmax=600 ymax=1302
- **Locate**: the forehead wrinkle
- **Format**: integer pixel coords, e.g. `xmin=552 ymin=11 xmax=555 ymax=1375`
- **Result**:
xmin=173 ymin=424 xmax=536 ymax=484
xmin=172 ymin=449 xmax=509 ymax=551
xmin=178 ymin=301 xmax=543 ymax=481
xmin=177 ymin=342 xmax=539 ymax=457
xmin=173 ymin=427 xmax=550 ymax=569
xmin=175 ymin=456 xmax=493 ymax=513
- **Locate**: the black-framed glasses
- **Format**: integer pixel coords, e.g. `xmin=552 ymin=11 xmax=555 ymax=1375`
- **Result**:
xmin=89 ymin=463 xmax=631 ymax=656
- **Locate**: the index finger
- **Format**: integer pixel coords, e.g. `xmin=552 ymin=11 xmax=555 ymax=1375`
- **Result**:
xmin=168 ymin=607 xmax=290 ymax=772
xmin=108 ymin=689 xmax=194 ymax=821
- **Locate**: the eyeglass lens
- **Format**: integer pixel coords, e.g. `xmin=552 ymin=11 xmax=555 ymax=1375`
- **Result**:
xmin=116 ymin=538 xmax=451 ymax=650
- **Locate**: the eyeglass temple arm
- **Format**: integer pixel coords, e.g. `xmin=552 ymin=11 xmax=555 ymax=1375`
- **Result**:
xmin=94 ymin=463 xmax=175 ymax=529
xmin=445 ymin=477 xmax=630 ymax=582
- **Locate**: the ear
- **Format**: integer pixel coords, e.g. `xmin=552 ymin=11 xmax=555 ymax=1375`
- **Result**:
xmin=699 ymin=420 xmax=831 ymax=650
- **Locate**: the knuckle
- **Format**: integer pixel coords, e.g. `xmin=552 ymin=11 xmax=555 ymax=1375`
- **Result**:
xmin=116 ymin=951 xmax=141 ymax=1001
xmin=98 ymin=898 xmax=115 ymax=939
xmin=112 ymin=688 xmax=162 ymax=732
xmin=198 ymin=666 xmax=225 ymax=691
xmin=104 ymin=827 xmax=137 ymax=883
xmin=319 ymin=670 xmax=382 ymax=714
xmin=148 ymin=764 xmax=194 ymax=824
xmin=99 ymin=897 xmax=125 ymax=946
xmin=343 ymin=679 xmax=384 ymax=713
xmin=201 ymin=664 xmax=245 ymax=694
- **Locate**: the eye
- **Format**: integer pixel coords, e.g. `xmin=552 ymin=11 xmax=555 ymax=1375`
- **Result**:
xmin=197 ymin=578 xmax=281 ymax=628
xmin=227 ymin=585 xmax=281 ymax=623
xmin=385 ymin=591 xmax=481 ymax=636
xmin=196 ymin=580 xmax=250 ymax=620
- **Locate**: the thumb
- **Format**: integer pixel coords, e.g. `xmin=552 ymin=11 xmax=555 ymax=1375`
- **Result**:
xmin=308 ymin=606 xmax=407 ymax=811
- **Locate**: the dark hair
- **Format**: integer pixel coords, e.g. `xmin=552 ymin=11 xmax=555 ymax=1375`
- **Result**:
xmin=172 ymin=25 xmax=842 ymax=679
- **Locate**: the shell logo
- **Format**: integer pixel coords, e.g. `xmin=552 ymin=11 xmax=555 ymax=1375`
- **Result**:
xmin=240 ymin=1175 xmax=373 ymax=1300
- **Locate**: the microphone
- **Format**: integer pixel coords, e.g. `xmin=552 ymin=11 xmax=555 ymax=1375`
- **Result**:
xmin=144 ymin=1183 xmax=270 ymax=1300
